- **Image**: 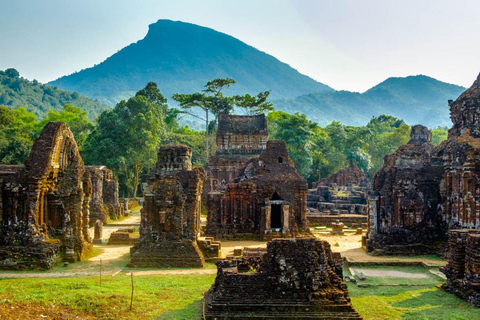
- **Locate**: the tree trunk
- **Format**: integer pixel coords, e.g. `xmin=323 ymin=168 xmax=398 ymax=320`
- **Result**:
xmin=206 ymin=108 xmax=209 ymax=161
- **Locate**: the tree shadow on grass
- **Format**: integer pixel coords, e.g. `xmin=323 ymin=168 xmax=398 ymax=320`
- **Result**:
xmin=392 ymin=287 xmax=478 ymax=320
xmin=156 ymin=300 xmax=203 ymax=320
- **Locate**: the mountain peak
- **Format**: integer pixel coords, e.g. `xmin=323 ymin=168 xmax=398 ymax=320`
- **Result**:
xmin=49 ymin=20 xmax=332 ymax=106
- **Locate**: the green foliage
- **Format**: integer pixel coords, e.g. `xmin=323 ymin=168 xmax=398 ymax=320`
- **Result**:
xmin=0 ymin=105 xmax=95 ymax=164
xmin=274 ymin=75 xmax=464 ymax=128
xmin=267 ymin=111 xmax=317 ymax=178
xmin=38 ymin=105 xmax=94 ymax=150
xmin=83 ymin=83 xmax=169 ymax=197
xmin=234 ymin=91 xmax=274 ymax=115
xmin=0 ymin=107 xmax=39 ymax=164
xmin=432 ymin=126 xmax=448 ymax=146
xmin=267 ymin=111 xmax=411 ymax=185
xmin=0 ymin=69 xmax=109 ymax=120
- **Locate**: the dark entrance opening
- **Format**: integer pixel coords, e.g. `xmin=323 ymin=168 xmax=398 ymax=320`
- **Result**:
xmin=271 ymin=204 xmax=282 ymax=229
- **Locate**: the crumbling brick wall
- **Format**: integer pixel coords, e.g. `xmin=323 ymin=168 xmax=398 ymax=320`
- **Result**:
xmin=0 ymin=122 xmax=92 ymax=269
xmin=365 ymin=74 xmax=480 ymax=255
xmin=317 ymin=163 xmax=371 ymax=188
xmin=86 ymin=166 xmax=123 ymax=223
xmin=207 ymin=140 xmax=309 ymax=240
xmin=204 ymin=238 xmax=362 ymax=319
xmin=441 ymin=229 xmax=480 ymax=307
xmin=364 ymin=125 xmax=445 ymax=254
xmin=129 ymin=144 xmax=206 ymax=268
xmin=203 ymin=114 xmax=268 ymax=199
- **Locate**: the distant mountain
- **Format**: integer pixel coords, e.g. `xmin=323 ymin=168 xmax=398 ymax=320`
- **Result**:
xmin=273 ymin=75 xmax=465 ymax=127
xmin=50 ymin=19 xmax=333 ymax=106
xmin=0 ymin=68 xmax=109 ymax=119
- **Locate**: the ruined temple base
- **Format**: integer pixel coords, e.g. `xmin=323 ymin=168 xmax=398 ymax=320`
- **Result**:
xmin=128 ymin=239 xmax=205 ymax=268
xmin=363 ymin=236 xmax=444 ymax=256
xmin=204 ymin=238 xmax=362 ymax=320
xmin=0 ymin=242 xmax=62 ymax=270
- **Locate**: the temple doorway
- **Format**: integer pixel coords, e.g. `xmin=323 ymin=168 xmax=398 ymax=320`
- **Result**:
xmin=270 ymin=192 xmax=283 ymax=229
xmin=271 ymin=204 xmax=282 ymax=229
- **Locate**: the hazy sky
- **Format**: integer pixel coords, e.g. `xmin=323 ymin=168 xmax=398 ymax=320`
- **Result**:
xmin=1 ymin=0 xmax=479 ymax=92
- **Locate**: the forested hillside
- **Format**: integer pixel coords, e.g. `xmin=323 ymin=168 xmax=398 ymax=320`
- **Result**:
xmin=49 ymin=19 xmax=333 ymax=105
xmin=0 ymin=68 xmax=109 ymax=119
xmin=273 ymin=75 xmax=465 ymax=127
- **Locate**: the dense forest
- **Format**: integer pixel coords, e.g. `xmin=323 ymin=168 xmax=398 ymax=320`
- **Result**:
xmin=0 ymin=79 xmax=448 ymax=197
xmin=0 ymin=68 xmax=109 ymax=119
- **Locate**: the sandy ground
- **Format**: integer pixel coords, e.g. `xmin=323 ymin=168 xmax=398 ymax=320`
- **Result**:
xmin=0 ymin=223 xmax=445 ymax=279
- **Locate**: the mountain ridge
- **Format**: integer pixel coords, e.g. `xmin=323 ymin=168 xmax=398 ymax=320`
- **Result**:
xmin=273 ymin=74 xmax=465 ymax=127
xmin=50 ymin=19 xmax=333 ymax=105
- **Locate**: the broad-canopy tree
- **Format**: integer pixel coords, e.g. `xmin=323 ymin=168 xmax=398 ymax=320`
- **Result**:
xmin=172 ymin=78 xmax=274 ymax=160
xmin=83 ymin=83 xmax=168 ymax=197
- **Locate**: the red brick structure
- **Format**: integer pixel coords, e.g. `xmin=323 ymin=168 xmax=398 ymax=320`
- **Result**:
xmin=364 ymin=125 xmax=445 ymax=254
xmin=86 ymin=166 xmax=124 ymax=223
xmin=441 ymin=229 xmax=480 ymax=307
xmin=204 ymin=114 xmax=268 ymax=196
xmin=204 ymin=238 xmax=362 ymax=319
xmin=206 ymin=140 xmax=309 ymax=239
xmin=0 ymin=122 xmax=92 ymax=269
xmin=129 ymin=144 xmax=206 ymax=268
xmin=365 ymin=74 xmax=480 ymax=255
xmin=317 ymin=163 xmax=370 ymax=188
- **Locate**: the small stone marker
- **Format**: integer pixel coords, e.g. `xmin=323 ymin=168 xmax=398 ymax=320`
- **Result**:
xmin=357 ymin=272 xmax=366 ymax=281
xmin=331 ymin=220 xmax=344 ymax=234
xmin=93 ymin=220 xmax=104 ymax=244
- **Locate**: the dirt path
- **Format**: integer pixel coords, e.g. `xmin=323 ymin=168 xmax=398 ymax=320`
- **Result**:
xmin=0 ymin=267 xmax=216 ymax=279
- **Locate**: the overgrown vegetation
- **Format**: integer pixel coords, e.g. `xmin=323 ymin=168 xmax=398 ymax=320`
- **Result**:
xmin=0 ymin=78 xmax=449 ymax=195
xmin=0 ymin=68 xmax=109 ymax=119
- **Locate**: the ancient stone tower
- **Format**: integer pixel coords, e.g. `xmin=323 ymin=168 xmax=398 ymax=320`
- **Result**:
xmin=0 ymin=122 xmax=93 ymax=269
xmin=437 ymin=73 xmax=480 ymax=229
xmin=129 ymin=144 xmax=206 ymax=268
xmin=364 ymin=124 xmax=445 ymax=254
xmin=86 ymin=166 xmax=124 ymax=223
xmin=364 ymin=73 xmax=480 ymax=255
xmin=206 ymin=140 xmax=309 ymax=240
xmin=204 ymin=114 xmax=268 ymax=196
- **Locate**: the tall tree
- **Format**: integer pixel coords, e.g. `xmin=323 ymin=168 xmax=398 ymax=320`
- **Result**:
xmin=233 ymin=91 xmax=274 ymax=115
xmin=172 ymin=78 xmax=236 ymax=159
xmin=83 ymin=83 xmax=167 ymax=197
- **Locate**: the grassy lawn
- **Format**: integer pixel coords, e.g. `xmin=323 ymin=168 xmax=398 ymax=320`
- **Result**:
xmin=0 ymin=273 xmax=215 ymax=319
xmin=0 ymin=265 xmax=478 ymax=319
xmin=347 ymin=266 xmax=480 ymax=319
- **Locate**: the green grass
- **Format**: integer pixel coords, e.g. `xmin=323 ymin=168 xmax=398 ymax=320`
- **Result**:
xmin=1 ymin=264 xmax=478 ymax=319
xmin=347 ymin=266 xmax=480 ymax=319
xmin=0 ymin=273 xmax=215 ymax=319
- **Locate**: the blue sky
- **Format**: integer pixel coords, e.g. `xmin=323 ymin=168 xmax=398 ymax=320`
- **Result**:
xmin=1 ymin=0 xmax=479 ymax=92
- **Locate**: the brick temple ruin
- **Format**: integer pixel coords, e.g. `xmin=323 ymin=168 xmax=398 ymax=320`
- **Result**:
xmin=317 ymin=163 xmax=371 ymax=188
xmin=308 ymin=164 xmax=369 ymax=216
xmin=363 ymin=124 xmax=445 ymax=254
xmin=86 ymin=165 xmax=124 ymax=223
xmin=0 ymin=122 xmax=93 ymax=269
xmin=441 ymin=229 xmax=480 ymax=307
xmin=365 ymin=74 xmax=480 ymax=255
xmin=204 ymin=113 xmax=268 ymax=197
xmin=206 ymin=140 xmax=309 ymax=239
xmin=203 ymin=238 xmax=362 ymax=319
xmin=129 ymin=144 xmax=206 ymax=268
